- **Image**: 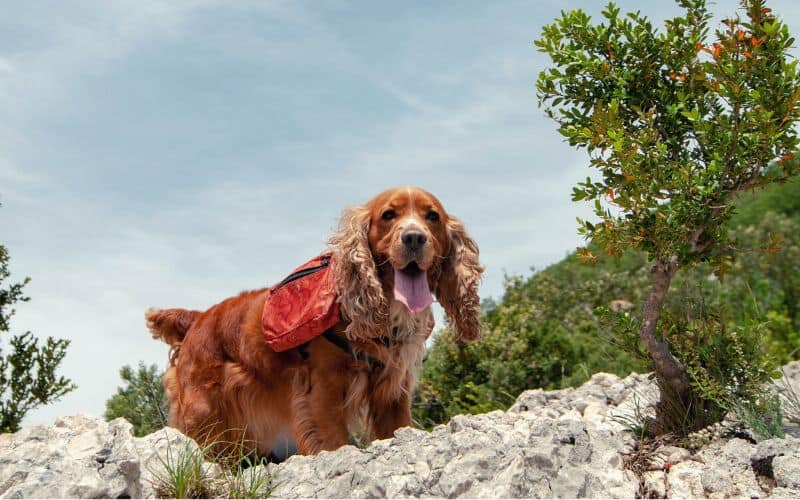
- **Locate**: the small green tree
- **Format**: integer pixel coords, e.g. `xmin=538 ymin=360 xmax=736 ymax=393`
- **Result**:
xmin=105 ymin=362 xmax=168 ymax=436
xmin=1 ymin=242 xmax=75 ymax=433
xmin=536 ymin=0 xmax=800 ymax=432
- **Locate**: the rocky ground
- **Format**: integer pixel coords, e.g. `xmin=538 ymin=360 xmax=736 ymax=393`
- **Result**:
xmin=1 ymin=362 xmax=798 ymax=498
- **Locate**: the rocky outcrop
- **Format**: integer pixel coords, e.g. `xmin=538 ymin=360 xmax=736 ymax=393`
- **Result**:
xmin=269 ymin=372 xmax=651 ymax=498
xmin=1 ymin=362 xmax=798 ymax=498
xmin=271 ymin=365 xmax=799 ymax=498
xmin=0 ymin=415 xmax=213 ymax=498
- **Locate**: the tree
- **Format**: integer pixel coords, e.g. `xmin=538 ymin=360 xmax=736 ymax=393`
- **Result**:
xmin=1 ymin=240 xmax=75 ymax=433
xmin=536 ymin=0 xmax=800 ymax=432
xmin=104 ymin=362 xmax=168 ymax=437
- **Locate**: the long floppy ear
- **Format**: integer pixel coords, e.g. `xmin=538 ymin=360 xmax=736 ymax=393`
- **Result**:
xmin=328 ymin=205 xmax=388 ymax=340
xmin=435 ymin=216 xmax=484 ymax=341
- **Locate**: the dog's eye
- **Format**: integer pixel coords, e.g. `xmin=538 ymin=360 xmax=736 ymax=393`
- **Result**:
xmin=382 ymin=209 xmax=396 ymax=221
xmin=426 ymin=211 xmax=440 ymax=222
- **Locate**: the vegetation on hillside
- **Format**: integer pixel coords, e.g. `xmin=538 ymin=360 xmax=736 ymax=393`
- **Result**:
xmin=414 ymin=178 xmax=800 ymax=429
xmin=105 ymin=362 xmax=168 ymax=437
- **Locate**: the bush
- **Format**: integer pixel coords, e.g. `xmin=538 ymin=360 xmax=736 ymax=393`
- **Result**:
xmin=105 ymin=362 xmax=168 ymax=437
xmin=1 ymin=241 xmax=74 ymax=433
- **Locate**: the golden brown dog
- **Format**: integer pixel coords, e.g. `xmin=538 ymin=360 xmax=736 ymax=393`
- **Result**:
xmin=146 ymin=187 xmax=483 ymax=456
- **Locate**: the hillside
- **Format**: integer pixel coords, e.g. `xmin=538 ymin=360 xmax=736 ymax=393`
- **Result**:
xmin=415 ymin=179 xmax=800 ymax=427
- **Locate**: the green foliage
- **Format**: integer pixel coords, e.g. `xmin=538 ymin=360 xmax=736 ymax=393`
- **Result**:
xmin=730 ymin=202 xmax=800 ymax=343
xmin=104 ymin=362 xmax=168 ymax=437
xmin=664 ymin=305 xmax=780 ymax=429
xmin=609 ymin=394 xmax=656 ymax=441
xmin=536 ymin=0 xmax=800 ymax=268
xmin=730 ymin=177 xmax=800 ymax=227
xmin=415 ymin=255 xmax=650 ymax=427
xmin=1 ymin=241 xmax=75 ymax=433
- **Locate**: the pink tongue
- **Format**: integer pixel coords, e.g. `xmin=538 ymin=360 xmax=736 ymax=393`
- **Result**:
xmin=393 ymin=269 xmax=433 ymax=314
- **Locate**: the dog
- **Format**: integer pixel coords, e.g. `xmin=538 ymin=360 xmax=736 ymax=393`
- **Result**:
xmin=146 ymin=187 xmax=483 ymax=456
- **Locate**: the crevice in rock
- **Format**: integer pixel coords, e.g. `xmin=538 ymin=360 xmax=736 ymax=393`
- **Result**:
xmin=560 ymin=435 xmax=576 ymax=445
xmin=751 ymin=454 xmax=779 ymax=493
xmin=751 ymin=455 xmax=776 ymax=479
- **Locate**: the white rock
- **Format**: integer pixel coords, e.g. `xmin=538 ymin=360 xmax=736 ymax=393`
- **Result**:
xmin=643 ymin=470 xmax=667 ymax=498
xmin=0 ymin=414 xmax=215 ymax=499
xmin=773 ymin=452 xmax=800 ymax=490
xmin=667 ymin=461 xmax=705 ymax=498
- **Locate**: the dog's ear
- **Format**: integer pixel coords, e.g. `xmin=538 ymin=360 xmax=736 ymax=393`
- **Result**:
xmin=435 ymin=216 xmax=483 ymax=341
xmin=329 ymin=205 xmax=387 ymax=339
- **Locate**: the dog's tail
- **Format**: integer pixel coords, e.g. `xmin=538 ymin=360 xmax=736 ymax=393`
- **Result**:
xmin=146 ymin=307 xmax=200 ymax=347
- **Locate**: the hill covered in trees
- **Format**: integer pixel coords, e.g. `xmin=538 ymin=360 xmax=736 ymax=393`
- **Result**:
xmin=414 ymin=178 xmax=800 ymax=428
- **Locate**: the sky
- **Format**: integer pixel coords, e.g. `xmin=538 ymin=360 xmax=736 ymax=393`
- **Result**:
xmin=3 ymin=0 xmax=800 ymax=426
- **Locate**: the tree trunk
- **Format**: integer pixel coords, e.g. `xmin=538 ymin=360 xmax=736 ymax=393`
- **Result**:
xmin=639 ymin=256 xmax=693 ymax=434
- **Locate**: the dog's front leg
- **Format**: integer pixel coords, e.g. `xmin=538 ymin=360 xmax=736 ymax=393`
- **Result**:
xmin=369 ymin=371 xmax=414 ymax=440
xmin=290 ymin=366 xmax=350 ymax=454
xmin=369 ymin=394 xmax=412 ymax=440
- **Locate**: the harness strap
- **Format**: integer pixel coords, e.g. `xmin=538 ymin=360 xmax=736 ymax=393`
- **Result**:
xmin=322 ymin=329 xmax=355 ymax=355
xmin=296 ymin=328 xmax=384 ymax=369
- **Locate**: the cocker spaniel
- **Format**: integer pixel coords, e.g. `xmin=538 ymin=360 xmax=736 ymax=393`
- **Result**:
xmin=146 ymin=187 xmax=483 ymax=456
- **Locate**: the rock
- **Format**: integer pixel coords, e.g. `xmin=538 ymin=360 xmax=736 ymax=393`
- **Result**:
xmin=773 ymin=361 xmax=800 ymax=437
xmin=643 ymin=470 xmax=667 ymax=498
xmin=609 ymin=299 xmax=634 ymax=312
xmin=270 ymin=411 xmax=637 ymax=498
xmin=666 ymin=461 xmax=705 ymax=498
xmin=773 ymin=449 xmax=800 ymax=491
xmin=0 ymin=414 xmax=216 ymax=499
xmin=696 ymin=438 xmax=762 ymax=498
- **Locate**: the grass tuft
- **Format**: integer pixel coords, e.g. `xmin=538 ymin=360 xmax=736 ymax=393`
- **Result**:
xmin=148 ymin=428 xmax=276 ymax=499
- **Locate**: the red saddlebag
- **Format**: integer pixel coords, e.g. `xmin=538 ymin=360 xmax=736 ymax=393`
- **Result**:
xmin=261 ymin=253 xmax=341 ymax=352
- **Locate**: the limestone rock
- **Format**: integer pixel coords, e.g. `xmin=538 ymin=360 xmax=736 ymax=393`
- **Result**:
xmin=270 ymin=412 xmax=637 ymax=498
xmin=0 ymin=414 xmax=214 ymax=499
xmin=643 ymin=470 xmax=667 ymax=498
xmin=666 ymin=461 xmax=705 ymax=498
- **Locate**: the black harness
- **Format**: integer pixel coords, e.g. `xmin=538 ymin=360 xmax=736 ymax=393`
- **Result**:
xmin=296 ymin=328 xmax=385 ymax=370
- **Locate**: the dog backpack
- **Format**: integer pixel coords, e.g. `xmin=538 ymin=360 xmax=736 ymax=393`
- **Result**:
xmin=261 ymin=253 xmax=341 ymax=352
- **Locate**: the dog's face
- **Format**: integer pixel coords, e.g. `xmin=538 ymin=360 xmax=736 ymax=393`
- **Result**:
xmin=366 ymin=187 xmax=448 ymax=274
xmin=330 ymin=186 xmax=483 ymax=340
xmin=365 ymin=187 xmax=449 ymax=315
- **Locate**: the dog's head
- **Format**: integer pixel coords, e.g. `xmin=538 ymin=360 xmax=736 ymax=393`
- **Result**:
xmin=329 ymin=187 xmax=483 ymax=342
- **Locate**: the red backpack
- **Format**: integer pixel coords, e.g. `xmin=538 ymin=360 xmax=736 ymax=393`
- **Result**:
xmin=261 ymin=253 xmax=341 ymax=352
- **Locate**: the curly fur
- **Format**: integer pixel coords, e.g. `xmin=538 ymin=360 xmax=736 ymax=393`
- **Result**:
xmin=435 ymin=216 xmax=484 ymax=341
xmin=328 ymin=205 xmax=389 ymax=341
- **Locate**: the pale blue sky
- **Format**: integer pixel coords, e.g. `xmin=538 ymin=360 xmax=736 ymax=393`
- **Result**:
xmin=2 ymin=0 xmax=799 ymax=425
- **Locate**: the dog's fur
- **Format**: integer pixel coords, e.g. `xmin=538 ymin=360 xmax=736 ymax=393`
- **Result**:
xmin=147 ymin=187 xmax=483 ymax=455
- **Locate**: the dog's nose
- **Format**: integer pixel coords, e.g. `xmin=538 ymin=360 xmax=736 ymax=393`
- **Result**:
xmin=402 ymin=230 xmax=427 ymax=251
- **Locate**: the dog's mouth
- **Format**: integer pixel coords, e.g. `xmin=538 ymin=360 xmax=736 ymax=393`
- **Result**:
xmin=393 ymin=262 xmax=432 ymax=315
